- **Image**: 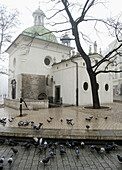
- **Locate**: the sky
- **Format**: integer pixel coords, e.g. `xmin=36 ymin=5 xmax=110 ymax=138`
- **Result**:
xmin=0 ymin=0 xmax=122 ymax=53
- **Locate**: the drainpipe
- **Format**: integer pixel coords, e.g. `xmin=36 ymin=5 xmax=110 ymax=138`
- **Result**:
xmin=71 ymin=57 xmax=78 ymax=106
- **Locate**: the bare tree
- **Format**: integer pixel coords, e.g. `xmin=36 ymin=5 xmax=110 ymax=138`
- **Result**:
xmin=48 ymin=0 xmax=122 ymax=108
xmin=0 ymin=5 xmax=20 ymax=74
xmin=0 ymin=5 xmax=20 ymax=54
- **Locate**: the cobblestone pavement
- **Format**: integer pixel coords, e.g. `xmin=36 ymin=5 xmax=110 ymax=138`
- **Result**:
xmin=0 ymin=139 xmax=121 ymax=170
xmin=0 ymin=103 xmax=122 ymax=130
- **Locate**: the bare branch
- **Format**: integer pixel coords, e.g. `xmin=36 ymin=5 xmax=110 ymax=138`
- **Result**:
xmin=96 ymin=69 xmax=122 ymax=75
xmin=92 ymin=43 xmax=122 ymax=72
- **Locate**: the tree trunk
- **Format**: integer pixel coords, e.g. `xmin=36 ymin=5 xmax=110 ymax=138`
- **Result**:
xmin=88 ymin=69 xmax=100 ymax=109
xmin=72 ymin=24 xmax=101 ymax=109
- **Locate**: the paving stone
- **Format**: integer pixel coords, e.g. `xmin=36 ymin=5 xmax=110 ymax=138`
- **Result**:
xmin=0 ymin=141 xmax=121 ymax=169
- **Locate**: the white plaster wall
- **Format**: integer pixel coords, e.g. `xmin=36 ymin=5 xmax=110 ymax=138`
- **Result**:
xmin=53 ymin=57 xmax=113 ymax=106
xmin=79 ymin=66 xmax=92 ymax=105
xmin=53 ymin=61 xmax=75 ymax=105
xmin=10 ymin=36 xmax=72 ymax=77
xmin=97 ymin=73 xmax=113 ymax=104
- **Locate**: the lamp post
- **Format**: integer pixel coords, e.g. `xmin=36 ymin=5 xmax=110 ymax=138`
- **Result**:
xmin=20 ymin=98 xmax=23 ymax=117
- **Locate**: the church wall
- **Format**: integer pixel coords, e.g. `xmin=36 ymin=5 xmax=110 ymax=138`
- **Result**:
xmin=14 ymin=38 xmax=71 ymax=77
xmin=53 ymin=57 xmax=113 ymax=106
xmin=97 ymin=73 xmax=113 ymax=104
xmin=53 ymin=61 xmax=76 ymax=105
xmin=21 ymin=74 xmax=46 ymax=100
xmin=79 ymin=66 xmax=92 ymax=105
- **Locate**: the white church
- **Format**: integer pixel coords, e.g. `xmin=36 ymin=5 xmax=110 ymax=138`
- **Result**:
xmin=4 ymin=7 xmax=113 ymax=109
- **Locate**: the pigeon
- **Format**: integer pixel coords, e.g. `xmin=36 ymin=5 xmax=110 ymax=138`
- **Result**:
xmin=33 ymin=137 xmax=38 ymax=143
xmin=117 ymin=155 xmax=122 ymax=163
xmin=71 ymin=122 xmax=75 ymax=126
xmin=71 ymin=141 xmax=76 ymax=147
xmin=39 ymin=122 xmax=43 ymax=128
xmin=90 ymin=145 xmax=96 ymax=152
xmin=106 ymin=143 xmax=116 ymax=151
xmin=75 ymin=147 xmax=79 ymax=157
xmin=32 ymin=124 xmax=37 ymax=129
xmin=85 ymin=117 xmax=92 ymax=121
xmin=0 ymin=156 xmax=5 ymax=163
xmin=48 ymin=142 xmax=53 ymax=147
xmin=47 ymin=119 xmax=51 ymax=123
xmin=100 ymin=147 xmax=105 ymax=153
xmin=35 ymin=125 xmax=41 ymax=130
xmin=8 ymin=155 xmax=13 ymax=164
xmin=94 ymin=146 xmax=101 ymax=153
xmin=49 ymin=150 xmax=56 ymax=157
xmin=112 ymin=142 xmax=119 ymax=150
xmin=86 ymin=125 xmax=90 ymax=130
xmin=60 ymin=146 xmax=66 ymax=154
xmin=8 ymin=119 xmax=13 ymax=122
xmin=49 ymin=117 xmax=54 ymax=120
xmin=105 ymin=146 xmax=113 ymax=153
xmin=53 ymin=142 xmax=59 ymax=148
xmin=39 ymin=145 xmax=43 ymax=152
xmin=44 ymin=141 xmax=47 ymax=150
xmin=60 ymin=119 xmax=63 ymax=122
xmin=81 ymin=141 xmax=85 ymax=148
xmin=6 ymin=139 xmax=18 ymax=146
xmin=66 ymin=141 xmax=71 ymax=148
xmin=39 ymin=138 xmax=43 ymax=146
xmin=66 ymin=119 xmax=73 ymax=122
xmin=31 ymin=121 xmax=34 ymax=126
xmin=40 ymin=157 xmax=50 ymax=165
xmin=11 ymin=147 xmax=18 ymax=154
xmin=21 ymin=141 xmax=31 ymax=149
xmin=0 ymin=139 xmax=5 ymax=144
xmin=104 ymin=116 xmax=108 ymax=119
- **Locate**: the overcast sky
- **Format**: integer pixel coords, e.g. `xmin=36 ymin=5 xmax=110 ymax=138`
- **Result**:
xmin=0 ymin=0 xmax=122 ymax=53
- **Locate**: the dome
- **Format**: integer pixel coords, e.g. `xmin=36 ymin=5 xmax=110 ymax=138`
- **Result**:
xmin=33 ymin=8 xmax=45 ymax=17
xmin=22 ymin=26 xmax=58 ymax=43
xmin=21 ymin=7 xmax=58 ymax=43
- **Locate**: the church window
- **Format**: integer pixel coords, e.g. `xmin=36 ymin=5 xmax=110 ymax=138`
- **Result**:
xmin=83 ymin=62 xmax=85 ymax=66
xmin=44 ymin=56 xmax=52 ymax=67
xmin=105 ymin=84 xmax=109 ymax=91
xmin=83 ymin=82 xmax=88 ymax=91
xmin=57 ymin=67 xmax=58 ymax=69
xmin=66 ymin=64 xmax=68 ymax=67
xmin=44 ymin=58 xmax=50 ymax=66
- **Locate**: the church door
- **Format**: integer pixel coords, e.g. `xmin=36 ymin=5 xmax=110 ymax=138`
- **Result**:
xmin=11 ymin=79 xmax=16 ymax=99
xmin=55 ymin=86 xmax=60 ymax=103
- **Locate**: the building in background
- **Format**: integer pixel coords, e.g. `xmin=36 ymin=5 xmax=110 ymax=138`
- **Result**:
xmin=108 ymin=38 xmax=122 ymax=98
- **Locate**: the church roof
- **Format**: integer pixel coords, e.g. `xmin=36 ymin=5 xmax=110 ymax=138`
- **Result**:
xmin=21 ymin=7 xmax=58 ymax=43
xmin=33 ymin=7 xmax=46 ymax=17
xmin=22 ymin=25 xmax=58 ymax=43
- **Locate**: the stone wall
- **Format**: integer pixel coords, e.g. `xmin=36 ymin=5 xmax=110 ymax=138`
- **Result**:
xmin=4 ymin=98 xmax=49 ymax=110
xmin=22 ymin=74 xmax=46 ymax=100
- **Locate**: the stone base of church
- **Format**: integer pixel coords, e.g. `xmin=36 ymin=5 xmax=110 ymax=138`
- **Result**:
xmin=4 ymin=98 xmax=49 ymax=110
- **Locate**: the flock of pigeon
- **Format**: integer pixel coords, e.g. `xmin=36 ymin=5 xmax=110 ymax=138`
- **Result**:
xmin=16 ymin=115 xmax=109 ymax=130
xmin=0 ymin=137 xmax=121 ymax=169
xmin=0 ymin=112 xmax=109 ymax=131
